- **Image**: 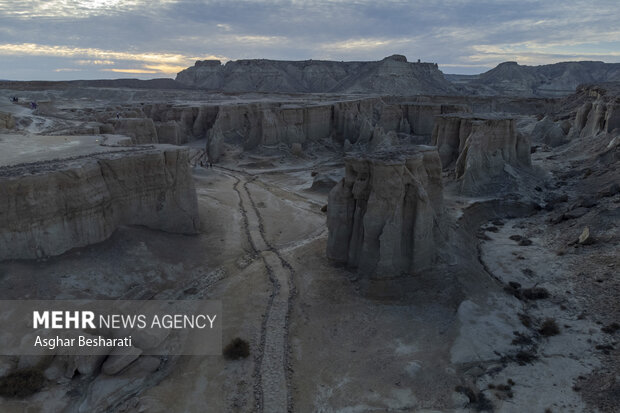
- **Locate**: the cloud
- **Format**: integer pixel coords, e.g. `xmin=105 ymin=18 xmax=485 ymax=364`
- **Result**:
xmin=0 ymin=0 xmax=619 ymax=79
xmin=103 ymin=68 xmax=159 ymax=74
xmin=0 ymin=43 xmax=227 ymax=75
xmin=76 ymin=60 xmax=115 ymax=65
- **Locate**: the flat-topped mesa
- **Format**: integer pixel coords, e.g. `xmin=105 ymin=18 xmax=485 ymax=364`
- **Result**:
xmin=194 ymin=60 xmax=222 ymax=67
xmin=0 ymin=138 xmax=199 ymax=261
xmin=326 ymin=146 xmax=444 ymax=278
xmin=431 ymin=113 xmax=531 ymax=194
xmin=175 ymin=55 xmax=457 ymax=95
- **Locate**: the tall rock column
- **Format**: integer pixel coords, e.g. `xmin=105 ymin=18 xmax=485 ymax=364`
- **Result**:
xmin=326 ymin=147 xmax=444 ymax=278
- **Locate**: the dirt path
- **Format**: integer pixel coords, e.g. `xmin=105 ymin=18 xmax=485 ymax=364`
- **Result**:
xmin=224 ymin=169 xmax=296 ymax=413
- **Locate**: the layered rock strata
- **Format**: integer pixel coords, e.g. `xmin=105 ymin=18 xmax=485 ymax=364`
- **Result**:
xmin=50 ymin=97 xmax=470 ymax=155
xmin=449 ymin=61 xmax=620 ymax=97
xmin=0 ymin=147 xmax=199 ymax=260
xmin=432 ymin=114 xmax=531 ymax=194
xmin=326 ymin=147 xmax=444 ymax=277
xmin=176 ymin=55 xmax=457 ymax=95
xmin=569 ymin=85 xmax=620 ymax=139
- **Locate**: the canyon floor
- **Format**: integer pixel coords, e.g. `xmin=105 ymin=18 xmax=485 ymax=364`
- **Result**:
xmin=0 ymin=86 xmax=618 ymax=413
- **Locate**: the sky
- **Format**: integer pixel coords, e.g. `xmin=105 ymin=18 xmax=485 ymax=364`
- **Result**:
xmin=0 ymin=0 xmax=619 ymax=80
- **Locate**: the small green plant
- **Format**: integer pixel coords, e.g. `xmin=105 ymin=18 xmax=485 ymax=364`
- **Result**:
xmin=223 ymin=337 xmax=250 ymax=360
xmin=0 ymin=368 xmax=45 ymax=398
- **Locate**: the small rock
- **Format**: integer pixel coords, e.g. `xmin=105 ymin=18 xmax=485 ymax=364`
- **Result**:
xmin=578 ymin=226 xmax=594 ymax=245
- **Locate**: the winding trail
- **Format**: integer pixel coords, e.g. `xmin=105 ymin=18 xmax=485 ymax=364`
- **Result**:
xmin=224 ymin=169 xmax=296 ymax=413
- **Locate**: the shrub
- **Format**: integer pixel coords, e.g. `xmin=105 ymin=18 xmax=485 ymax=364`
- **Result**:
xmin=515 ymin=350 xmax=537 ymax=365
xmin=454 ymin=385 xmax=493 ymax=412
xmin=223 ymin=337 xmax=250 ymax=360
xmin=522 ymin=287 xmax=550 ymax=300
xmin=0 ymin=368 xmax=45 ymax=398
xmin=539 ymin=319 xmax=560 ymax=337
xmin=601 ymin=322 xmax=620 ymax=334
xmin=518 ymin=313 xmax=532 ymax=328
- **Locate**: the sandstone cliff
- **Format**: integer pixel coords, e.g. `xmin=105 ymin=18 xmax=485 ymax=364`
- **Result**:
xmin=569 ymin=85 xmax=620 ymax=139
xmin=176 ymin=55 xmax=457 ymax=95
xmin=432 ymin=114 xmax=531 ymax=194
xmin=0 ymin=147 xmax=199 ymax=260
xmin=326 ymin=147 xmax=444 ymax=277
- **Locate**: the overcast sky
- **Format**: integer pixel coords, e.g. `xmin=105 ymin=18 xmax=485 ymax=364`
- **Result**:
xmin=0 ymin=0 xmax=618 ymax=80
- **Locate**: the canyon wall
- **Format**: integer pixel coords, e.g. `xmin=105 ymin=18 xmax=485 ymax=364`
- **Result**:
xmin=432 ymin=114 xmax=531 ymax=194
xmin=569 ymin=86 xmax=620 ymax=139
xmin=0 ymin=147 xmax=199 ymax=260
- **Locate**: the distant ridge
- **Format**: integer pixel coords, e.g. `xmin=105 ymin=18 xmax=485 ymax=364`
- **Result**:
xmin=175 ymin=55 xmax=458 ymax=95
xmin=449 ymin=61 xmax=620 ymax=97
xmin=0 ymin=78 xmax=187 ymax=91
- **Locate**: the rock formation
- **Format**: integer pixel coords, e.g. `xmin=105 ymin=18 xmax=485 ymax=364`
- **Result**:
xmin=111 ymin=118 xmax=158 ymax=144
xmin=530 ymin=116 xmax=569 ymax=147
xmin=326 ymin=146 xmax=443 ymax=277
xmin=569 ymin=85 xmax=620 ymax=139
xmin=176 ymin=55 xmax=457 ymax=95
xmin=0 ymin=112 xmax=15 ymax=130
xmin=0 ymin=146 xmax=199 ymax=260
xmin=432 ymin=114 xmax=531 ymax=194
xmin=448 ymin=61 xmax=620 ymax=97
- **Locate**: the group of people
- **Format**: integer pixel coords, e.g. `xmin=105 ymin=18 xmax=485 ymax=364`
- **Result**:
xmin=8 ymin=96 xmax=37 ymax=110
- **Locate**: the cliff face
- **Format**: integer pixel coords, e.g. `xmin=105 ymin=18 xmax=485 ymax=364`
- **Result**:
xmin=176 ymin=55 xmax=457 ymax=95
xmin=326 ymin=147 xmax=444 ymax=277
xmin=569 ymin=86 xmax=620 ymax=139
xmin=0 ymin=147 xmax=199 ymax=260
xmin=432 ymin=114 xmax=531 ymax=194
